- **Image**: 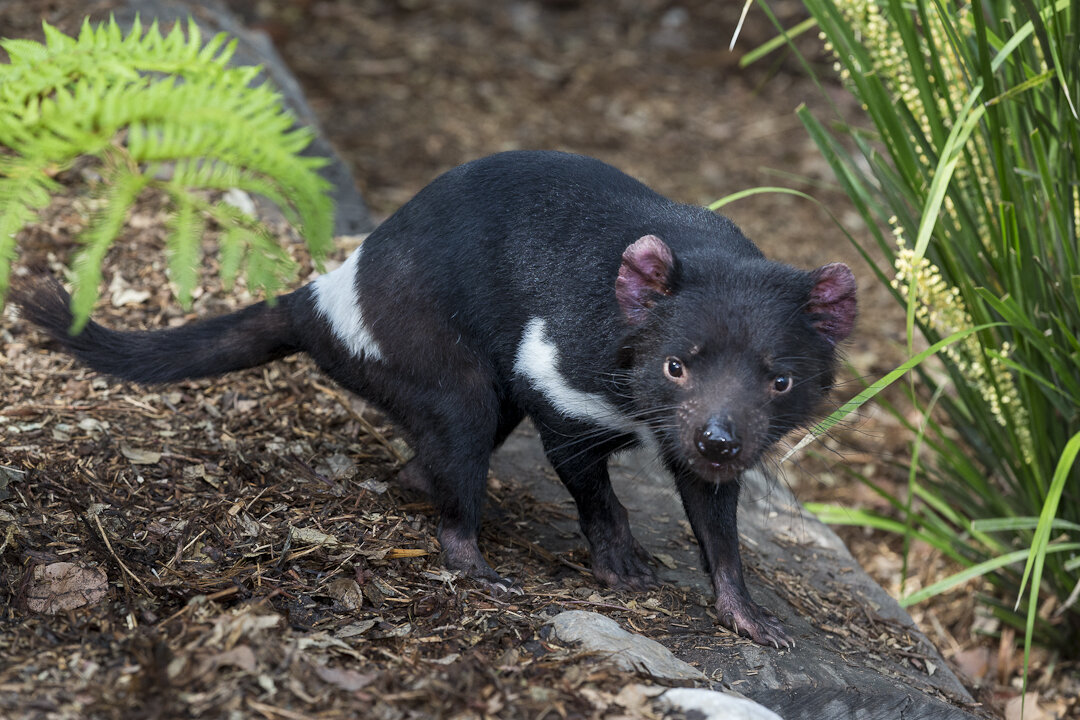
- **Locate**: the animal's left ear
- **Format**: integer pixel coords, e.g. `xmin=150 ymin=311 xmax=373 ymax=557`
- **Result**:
xmin=808 ymin=262 xmax=857 ymax=344
xmin=616 ymin=235 xmax=676 ymax=324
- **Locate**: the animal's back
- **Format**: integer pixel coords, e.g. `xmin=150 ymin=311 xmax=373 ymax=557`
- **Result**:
xmin=355 ymin=151 xmax=762 ymax=367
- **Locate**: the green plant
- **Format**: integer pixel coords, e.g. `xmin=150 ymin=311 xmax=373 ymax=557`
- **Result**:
xmin=0 ymin=17 xmax=334 ymax=330
xmin=743 ymin=0 xmax=1080 ymax=659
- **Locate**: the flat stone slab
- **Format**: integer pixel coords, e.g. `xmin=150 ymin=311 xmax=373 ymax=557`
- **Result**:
xmin=490 ymin=424 xmax=983 ymax=720
xmin=548 ymin=610 xmax=705 ymax=682
xmin=660 ymin=687 xmax=785 ymax=720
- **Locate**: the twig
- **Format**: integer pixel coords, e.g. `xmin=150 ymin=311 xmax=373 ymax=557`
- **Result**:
xmin=247 ymin=698 xmax=318 ymax=720
xmin=93 ymin=512 xmax=152 ymax=596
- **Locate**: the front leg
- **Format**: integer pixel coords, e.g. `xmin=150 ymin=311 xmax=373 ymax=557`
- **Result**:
xmin=538 ymin=425 xmax=657 ymax=591
xmin=674 ymin=471 xmax=793 ymax=649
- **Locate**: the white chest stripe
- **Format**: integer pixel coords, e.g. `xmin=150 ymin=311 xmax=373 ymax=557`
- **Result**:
xmin=514 ymin=318 xmax=640 ymax=434
xmin=311 ymin=245 xmax=384 ymax=361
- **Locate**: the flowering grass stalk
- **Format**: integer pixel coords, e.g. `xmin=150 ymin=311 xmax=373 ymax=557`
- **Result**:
xmin=752 ymin=0 xmax=1080 ymax=658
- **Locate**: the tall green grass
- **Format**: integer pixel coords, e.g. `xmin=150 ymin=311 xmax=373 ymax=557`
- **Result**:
xmin=751 ymin=0 xmax=1079 ymax=658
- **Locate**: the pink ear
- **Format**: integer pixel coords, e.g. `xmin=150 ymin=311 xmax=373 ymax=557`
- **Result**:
xmin=808 ymin=263 xmax=857 ymax=344
xmin=616 ymin=235 xmax=675 ymax=323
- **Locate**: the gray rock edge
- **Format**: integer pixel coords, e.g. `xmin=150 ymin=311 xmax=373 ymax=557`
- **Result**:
xmin=548 ymin=610 xmax=706 ymax=682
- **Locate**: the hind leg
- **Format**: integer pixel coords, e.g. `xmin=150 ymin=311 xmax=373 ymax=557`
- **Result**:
xmin=309 ymin=340 xmax=511 ymax=584
xmin=365 ymin=365 xmax=516 ymax=584
xmin=397 ymin=400 xmax=523 ymax=498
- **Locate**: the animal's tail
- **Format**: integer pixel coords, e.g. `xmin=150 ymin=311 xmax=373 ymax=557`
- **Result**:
xmin=12 ymin=278 xmax=303 ymax=385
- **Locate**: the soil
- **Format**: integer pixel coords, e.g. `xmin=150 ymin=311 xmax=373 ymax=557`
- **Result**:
xmin=1 ymin=1 xmax=1075 ymax=718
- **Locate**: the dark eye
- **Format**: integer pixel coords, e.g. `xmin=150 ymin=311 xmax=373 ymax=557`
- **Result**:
xmin=664 ymin=357 xmax=684 ymax=381
xmin=772 ymin=374 xmax=792 ymax=394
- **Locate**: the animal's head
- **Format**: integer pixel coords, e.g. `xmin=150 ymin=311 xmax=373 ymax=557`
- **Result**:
xmin=615 ymin=234 xmax=856 ymax=481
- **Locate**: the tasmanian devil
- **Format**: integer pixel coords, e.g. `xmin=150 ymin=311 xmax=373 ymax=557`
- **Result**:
xmin=15 ymin=150 xmax=856 ymax=648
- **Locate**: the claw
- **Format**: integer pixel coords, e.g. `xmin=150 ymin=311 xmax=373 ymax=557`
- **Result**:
xmin=485 ymin=577 xmax=524 ymax=596
xmin=715 ymin=596 xmax=793 ymax=648
xmin=590 ymin=543 xmax=659 ymax=591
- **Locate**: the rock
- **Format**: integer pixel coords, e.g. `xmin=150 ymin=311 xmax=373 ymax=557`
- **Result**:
xmin=546 ymin=618 xmax=787 ymax=718
xmin=547 ymin=610 xmax=705 ymax=682
xmin=660 ymin=687 xmax=786 ymax=720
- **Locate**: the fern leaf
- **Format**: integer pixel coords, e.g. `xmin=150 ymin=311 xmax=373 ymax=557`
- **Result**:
xmin=198 ymin=33 xmax=235 ymax=65
xmin=70 ymin=167 xmax=148 ymax=331
xmin=217 ymin=222 xmax=249 ymax=291
xmin=1 ymin=16 xmax=336 ymax=312
xmin=121 ymin=15 xmax=144 ymax=51
xmin=0 ymin=171 xmax=58 ymax=297
xmin=101 ymin=14 xmax=125 ymax=46
xmin=0 ymin=38 xmax=48 ymax=65
xmin=42 ymin=20 xmax=73 ymax=51
xmin=183 ymin=17 xmax=202 ymax=62
xmin=163 ymin=183 xmax=204 ymax=308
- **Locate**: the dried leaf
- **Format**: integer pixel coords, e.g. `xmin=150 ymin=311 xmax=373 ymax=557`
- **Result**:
xmin=326 ymin=578 xmax=364 ymax=610
xmin=196 ymin=645 xmax=258 ymax=678
xmin=358 ymin=478 xmax=388 ymax=494
xmin=295 ymin=632 xmax=364 ymax=660
xmin=336 ymin=620 xmax=377 ymax=639
xmin=290 ymin=526 xmax=339 ymax=546
xmin=613 ymin=683 xmax=662 ymax=715
xmin=77 ymin=417 xmax=109 ymax=436
xmin=312 ymin=664 xmax=376 ymax=692
xmin=358 ymin=547 xmax=389 ymax=560
xmin=1005 ymin=693 xmax=1050 ymax=720
xmin=316 ymin=453 xmax=355 ymax=480
xmin=428 ymin=653 xmax=460 ymax=665
xmin=952 ymin=647 xmax=991 ymax=680
xmin=120 ymin=444 xmax=162 ymax=465
xmin=108 ymin=275 xmax=152 ymax=307
xmin=26 ymin=563 xmax=108 ymax=613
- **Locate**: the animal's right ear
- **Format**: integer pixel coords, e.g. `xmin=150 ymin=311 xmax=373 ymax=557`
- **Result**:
xmin=616 ymin=235 xmax=675 ymax=324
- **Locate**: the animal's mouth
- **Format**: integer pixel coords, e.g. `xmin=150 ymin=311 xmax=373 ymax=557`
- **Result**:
xmin=691 ymin=455 xmax=749 ymax=483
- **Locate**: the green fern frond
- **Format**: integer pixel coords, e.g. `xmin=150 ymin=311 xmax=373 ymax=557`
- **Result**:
xmin=0 ymin=15 xmax=336 ymax=326
xmin=0 ymin=170 xmax=59 ymax=297
xmin=70 ymin=165 xmax=149 ymax=333
xmin=163 ymin=186 xmax=205 ymax=307
xmin=218 ymin=223 xmax=249 ymax=291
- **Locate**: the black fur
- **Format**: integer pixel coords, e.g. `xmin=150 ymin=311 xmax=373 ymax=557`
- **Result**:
xmin=15 ymin=151 xmax=856 ymax=648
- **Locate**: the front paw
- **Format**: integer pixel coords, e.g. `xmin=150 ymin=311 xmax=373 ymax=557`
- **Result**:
xmin=715 ymin=593 xmax=793 ymax=649
xmin=590 ymin=538 xmax=659 ymax=592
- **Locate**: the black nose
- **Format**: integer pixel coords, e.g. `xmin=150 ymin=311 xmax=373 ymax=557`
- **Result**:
xmin=695 ymin=417 xmax=741 ymax=463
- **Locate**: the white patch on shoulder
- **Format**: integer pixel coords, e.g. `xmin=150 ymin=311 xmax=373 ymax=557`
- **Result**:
xmin=514 ymin=317 xmax=643 ymax=436
xmin=311 ymin=245 xmax=384 ymax=361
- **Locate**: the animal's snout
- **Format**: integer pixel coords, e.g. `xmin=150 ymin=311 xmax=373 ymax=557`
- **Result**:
xmin=695 ymin=417 xmax=741 ymax=463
